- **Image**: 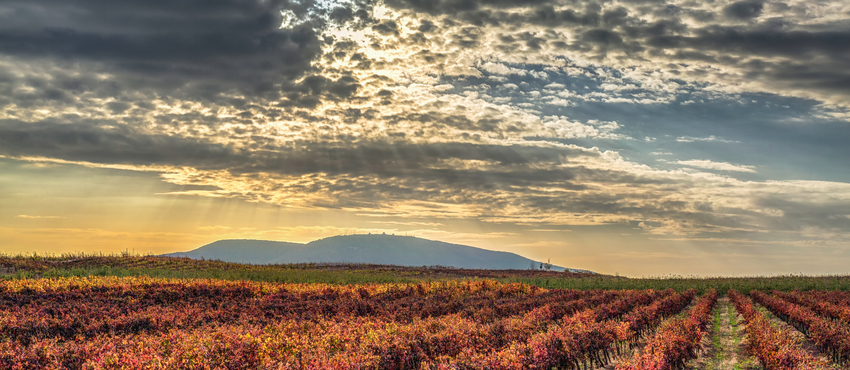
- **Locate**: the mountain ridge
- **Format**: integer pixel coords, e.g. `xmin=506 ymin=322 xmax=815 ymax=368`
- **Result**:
xmin=163 ymin=234 xmax=594 ymax=273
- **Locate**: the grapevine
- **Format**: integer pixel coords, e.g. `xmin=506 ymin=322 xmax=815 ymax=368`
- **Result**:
xmin=728 ymin=289 xmax=830 ymax=370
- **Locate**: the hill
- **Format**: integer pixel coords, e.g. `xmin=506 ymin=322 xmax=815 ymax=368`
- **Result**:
xmin=163 ymin=234 xmax=593 ymax=273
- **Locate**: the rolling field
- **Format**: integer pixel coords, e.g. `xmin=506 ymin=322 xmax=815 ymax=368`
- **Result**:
xmin=2 ymin=256 xmax=850 ymax=369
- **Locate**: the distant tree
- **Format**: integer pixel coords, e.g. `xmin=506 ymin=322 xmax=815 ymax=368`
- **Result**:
xmin=544 ymin=258 xmax=552 ymax=271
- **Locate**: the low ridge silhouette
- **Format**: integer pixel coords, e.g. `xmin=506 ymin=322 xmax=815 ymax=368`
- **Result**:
xmin=164 ymin=234 xmax=593 ymax=272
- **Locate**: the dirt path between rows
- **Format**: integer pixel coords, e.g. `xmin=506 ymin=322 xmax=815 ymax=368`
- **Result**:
xmin=688 ymin=296 xmax=760 ymax=370
xmin=559 ymin=295 xmax=844 ymax=370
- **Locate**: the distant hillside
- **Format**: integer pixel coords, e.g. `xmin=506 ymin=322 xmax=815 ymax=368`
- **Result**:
xmin=163 ymin=234 xmax=594 ymax=273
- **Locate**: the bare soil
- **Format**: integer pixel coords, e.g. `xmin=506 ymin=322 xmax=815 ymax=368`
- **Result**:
xmin=690 ymin=297 xmax=761 ymax=370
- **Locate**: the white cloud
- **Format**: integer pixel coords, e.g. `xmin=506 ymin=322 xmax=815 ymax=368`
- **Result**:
xmin=676 ymin=136 xmax=740 ymax=143
xmin=16 ymin=215 xmax=65 ymax=219
xmin=677 ymin=160 xmax=757 ymax=173
xmin=479 ymin=62 xmax=527 ymax=76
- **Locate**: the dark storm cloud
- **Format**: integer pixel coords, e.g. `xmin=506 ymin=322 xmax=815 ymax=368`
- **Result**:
xmin=0 ymin=118 xmax=594 ymax=179
xmin=723 ymin=0 xmax=764 ymax=20
xmin=0 ymin=0 xmax=359 ymax=106
xmin=0 ymin=119 xmax=242 ymax=167
xmin=2 ymin=117 xmax=845 ymax=239
xmin=1 ymin=117 xmax=716 ymax=223
xmin=379 ymin=0 xmax=850 ymax=102
xmin=582 ymin=29 xmax=624 ymax=47
xmin=646 ymin=26 xmax=850 ymax=93
xmin=279 ymin=75 xmax=362 ymax=108
xmin=418 ymin=20 xmax=437 ymax=32
xmin=384 ymin=0 xmax=550 ymax=15
xmin=649 ymin=28 xmax=850 ymax=60
xmin=527 ymin=4 xmax=602 ymax=27
xmin=372 ymin=20 xmax=400 ymax=35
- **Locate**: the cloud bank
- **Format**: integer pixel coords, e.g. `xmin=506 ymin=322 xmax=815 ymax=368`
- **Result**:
xmin=2 ymin=0 xmax=850 ymax=273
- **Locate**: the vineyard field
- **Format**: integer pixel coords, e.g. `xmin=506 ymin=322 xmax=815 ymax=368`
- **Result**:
xmin=0 ymin=277 xmax=702 ymax=369
xmin=2 ymin=259 xmax=850 ymax=369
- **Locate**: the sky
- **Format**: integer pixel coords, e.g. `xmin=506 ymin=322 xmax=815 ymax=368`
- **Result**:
xmin=1 ymin=0 xmax=850 ymax=277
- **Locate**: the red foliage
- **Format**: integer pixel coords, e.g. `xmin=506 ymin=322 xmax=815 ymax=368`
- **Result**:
xmin=0 ymin=277 xmax=693 ymax=370
xmin=728 ymin=289 xmax=830 ymax=370
xmin=615 ymin=289 xmax=717 ymax=370
xmin=773 ymin=290 xmax=850 ymax=326
xmin=440 ymin=289 xmax=695 ymax=369
xmin=751 ymin=291 xmax=850 ymax=365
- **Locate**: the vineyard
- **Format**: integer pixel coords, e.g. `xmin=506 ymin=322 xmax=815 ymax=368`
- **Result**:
xmin=0 ymin=274 xmax=847 ymax=370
